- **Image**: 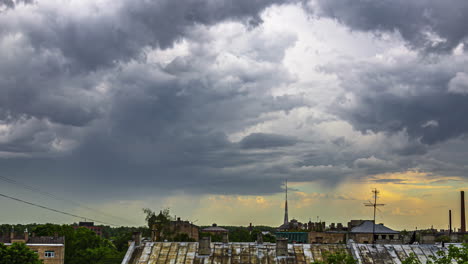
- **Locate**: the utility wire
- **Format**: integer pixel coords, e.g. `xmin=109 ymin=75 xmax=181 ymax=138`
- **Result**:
xmin=0 ymin=192 xmax=118 ymax=226
xmin=0 ymin=175 xmax=137 ymax=226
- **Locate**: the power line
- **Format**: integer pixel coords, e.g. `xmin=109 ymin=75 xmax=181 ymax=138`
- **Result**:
xmin=0 ymin=192 xmax=118 ymax=226
xmin=0 ymin=175 xmax=137 ymax=226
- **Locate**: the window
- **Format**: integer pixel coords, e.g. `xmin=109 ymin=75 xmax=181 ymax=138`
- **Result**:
xmin=382 ymin=235 xmax=387 ymax=239
xmin=389 ymin=235 xmax=394 ymax=239
xmin=45 ymin=251 xmax=55 ymax=258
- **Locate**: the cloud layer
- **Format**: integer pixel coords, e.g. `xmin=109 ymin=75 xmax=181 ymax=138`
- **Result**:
xmin=0 ymin=0 xmax=467 ymax=212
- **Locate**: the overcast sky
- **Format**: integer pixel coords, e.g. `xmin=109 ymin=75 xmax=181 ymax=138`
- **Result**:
xmin=0 ymin=0 xmax=467 ymax=230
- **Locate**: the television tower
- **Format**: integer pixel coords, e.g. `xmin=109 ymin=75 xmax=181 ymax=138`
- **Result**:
xmin=283 ymin=180 xmax=289 ymax=225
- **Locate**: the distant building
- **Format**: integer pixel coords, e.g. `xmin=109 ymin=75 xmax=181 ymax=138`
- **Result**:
xmin=201 ymin=223 xmax=228 ymax=235
xmin=276 ymin=231 xmax=309 ymax=243
xmin=0 ymin=230 xmax=65 ymax=264
xmin=73 ymin=222 xmax=103 ymax=237
xmin=152 ymin=217 xmax=199 ymax=241
xmin=349 ymin=220 xmax=399 ymax=243
xmin=309 ymin=230 xmax=347 ymax=244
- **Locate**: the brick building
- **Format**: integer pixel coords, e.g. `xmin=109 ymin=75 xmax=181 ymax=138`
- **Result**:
xmin=309 ymin=231 xmax=347 ymax=244
xmin=152 ymin=217 xmax=199 ymax=241
xmin=0 ymin=231 xmax=65 ymax=264
xmin=73 ymin=221 xmax=103 ymax=237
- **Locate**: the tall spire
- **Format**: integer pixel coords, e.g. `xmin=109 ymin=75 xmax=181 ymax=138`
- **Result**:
xmin=283 ymin=180 xmax=289 ymax=225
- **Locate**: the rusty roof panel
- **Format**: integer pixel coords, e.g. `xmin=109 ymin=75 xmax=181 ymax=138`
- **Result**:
xmin=127 ymin=242 xmax=450 ymax=264
xmin=149 ymin=242 xmax=163 ymax=264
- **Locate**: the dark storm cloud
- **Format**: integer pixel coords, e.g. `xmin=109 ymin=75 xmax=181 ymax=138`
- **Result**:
xmin=239 ymin=133 xmax=298 ymax=149
xmin=0 ymin=0 xmax=297 ymax=70
xmin=0 ymin=0 xmax=32 ymax=9
xmin=313 ymin=0 xmax=468 ymax=53
xmin=325 ymin=53 xmax=468 ymax=145
xmin=0 ymin=6 xmax=306 ymax=197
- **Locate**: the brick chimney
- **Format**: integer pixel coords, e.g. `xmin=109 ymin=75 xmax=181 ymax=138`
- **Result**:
xmin=462 ymin=191 xmax=466 ymax=233
xmin=133 ymin=232 xmax=142 ymax=246
xmin=276 ymin=237 xmax=288 ymax=256
xmin=222 ymin=233 xmax=229 ymax=244
xmin=198 ymin=237 xmax=211 ymax=255
xmin=24 ymin=229 xmax=29 ymax=242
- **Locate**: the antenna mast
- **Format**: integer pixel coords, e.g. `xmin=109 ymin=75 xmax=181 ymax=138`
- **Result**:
xmin=364 ymin=188 xmax=385 ymax=244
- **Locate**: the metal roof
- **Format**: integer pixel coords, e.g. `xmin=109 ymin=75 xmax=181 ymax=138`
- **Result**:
xmin=350 ymin=221 xmax=399 ymax=234
xmin=0 ymin=235 xmax=65 ymax=244
xmin=126 ymin=242 xmax=349 ymax=264
xmin=124 ymin=241 xmax=457 ymax=264
xmin=350 ymin=243 xmax=451 ymax=264
xmin=202 ymin=226 xmax=228 ymax=232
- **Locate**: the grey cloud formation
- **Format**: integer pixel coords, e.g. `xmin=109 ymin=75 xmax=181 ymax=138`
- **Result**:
xmin=0 ymin=0 xmax=31 ymax=9
xmin=327 ymin=53 xmax=468 ymax=145
xmin=0 ymin=6 xmax=305 ymax=198
xmin=239 ymin=133 xmax=298 ymax=149
xmin=313 ymin=0 xmax=468 ymax=53
xmin=1 ymin=0 xmax=468 ymax=206
xmin=0 ymin=0 xmax=295 ymax=70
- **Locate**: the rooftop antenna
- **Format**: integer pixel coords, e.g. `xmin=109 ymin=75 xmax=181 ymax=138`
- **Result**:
xmin=364 ymin=188 xmax=385 ymax=244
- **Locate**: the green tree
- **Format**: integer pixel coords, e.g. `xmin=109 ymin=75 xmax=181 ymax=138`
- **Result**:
xmin=32 ymin=224 xmax=119 ymax=264
xmin=427 ymin=243 xmax=468 ymax=264
xmin=143 ymin=208 xmax=173 ymax=241
xmin=0 ymin=242 xmax=43 ymax=264
xmin=401 ymin=253 xmax=420 ymax=264
xmin=312 ymin=251 xmax=357 ymax=264
xmin=66 ymin=228 xmax=118 ymax=264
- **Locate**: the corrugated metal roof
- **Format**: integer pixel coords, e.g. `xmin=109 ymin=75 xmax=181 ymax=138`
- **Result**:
xmin=124 ymin=242 xmax=456 ymax=264
xmin=127 ymin=242 xmax=349 ymax=264
xmin=350 ymin=221 xmax=399 ymax=234
xmin=351 ymin=243 xmax=447 ymax=264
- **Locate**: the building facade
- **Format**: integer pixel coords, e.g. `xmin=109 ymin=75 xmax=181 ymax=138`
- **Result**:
xmin=152 ymin=217 xmax=199 ymax=241
xmin=1 ymin=231 xmax=65 ymax=264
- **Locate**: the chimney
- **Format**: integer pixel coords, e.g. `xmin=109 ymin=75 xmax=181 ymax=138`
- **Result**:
xmin=199 ymin=237 xmax=211 ymax=255
xmin=133 ymin=232 xmax=142 ymax=246
xmin=449 ymin=210 xmax=452 ymax=234
xmin=276 ymin=237 xmax=288 ymax=256
xmin=222 ymin=233 xmax=229 ymax=244
xmin=10 ymin=230 xmax=14 ymax=240
xmin=257 ymin=233 xmax=263 ymax=244
xmin=24 ymin=229 xmax=29 ymax=242
xmin=462 ymin=191 xmax=466 ymax=233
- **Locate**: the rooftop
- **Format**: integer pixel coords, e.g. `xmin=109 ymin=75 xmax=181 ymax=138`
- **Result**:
xmin=350 ymin=221 xmax=399 ymax=234
xmin=202 ymin=224 xmax=228 ymax=232
xmin=124 ymin=241 xmax=457 ymax=264
xmin=0 ymin=235 xmax=65 ymax=244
